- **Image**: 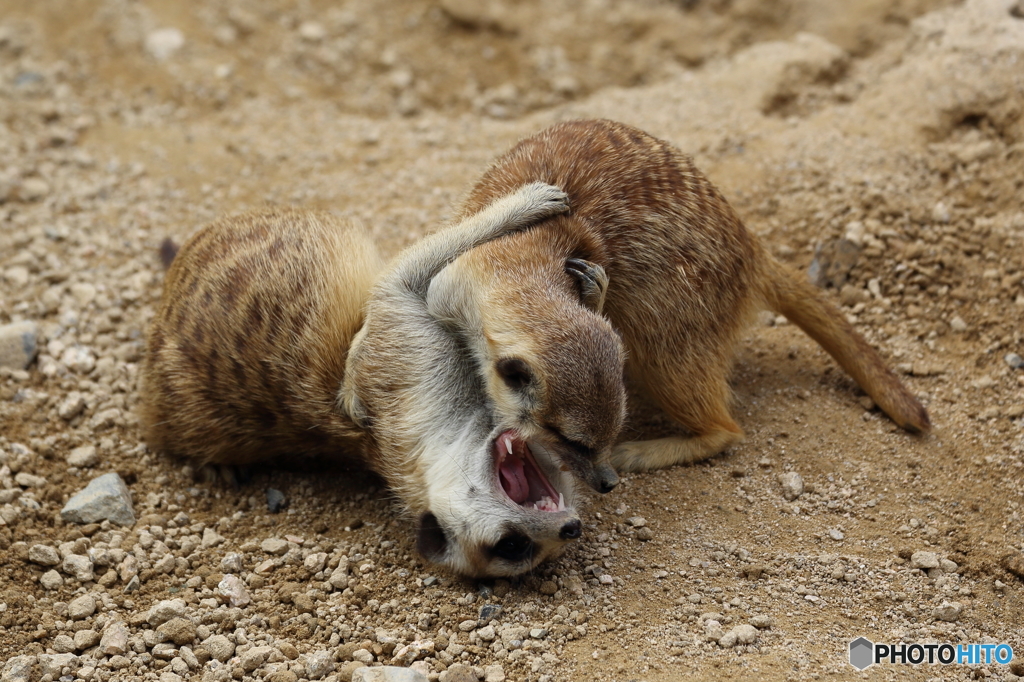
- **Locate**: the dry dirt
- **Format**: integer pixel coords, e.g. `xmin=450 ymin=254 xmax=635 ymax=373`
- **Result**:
xmin=2 ymin=0 xmax=1024 ymax=681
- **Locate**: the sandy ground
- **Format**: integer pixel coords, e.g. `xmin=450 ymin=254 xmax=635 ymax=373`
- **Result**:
xmin=2 ymin=0 xmax=1024 ymax=681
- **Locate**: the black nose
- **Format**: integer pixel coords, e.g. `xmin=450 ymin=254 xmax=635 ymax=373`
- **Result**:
xmin=559 ymin=519 xmax=582 ymax=540
xmin=595 ymin=463 xmax=619 ymax=493
xmin=490 ymin=532 xmax=535 ymax=563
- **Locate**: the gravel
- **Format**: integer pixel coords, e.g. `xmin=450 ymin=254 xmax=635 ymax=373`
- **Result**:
xmin=0 ymin=321 xmax=38 ymax=370
xmin=60 ymin=472 xmax=136 ymax=526
xmin=778 ymin=471 xmax=804 ymax=501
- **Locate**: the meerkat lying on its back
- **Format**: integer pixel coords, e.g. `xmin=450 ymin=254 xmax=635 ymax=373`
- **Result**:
xmin=438 ymin=119 xmax=930 ymax=476
xmin=342 ymin=182 xmax=584 ymax=578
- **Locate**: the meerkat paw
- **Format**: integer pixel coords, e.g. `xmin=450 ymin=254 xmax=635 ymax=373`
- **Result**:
xmin=565 ymin=258 xmax=609 ymax=312
xmin=611 ymin=432 xmax=743 ymax=472
xmin=507 ymin=181 xmax=570 ymax=225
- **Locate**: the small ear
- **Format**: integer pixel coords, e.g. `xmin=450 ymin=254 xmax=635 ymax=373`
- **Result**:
xmin=496 ymin=357 xmax=533 ymax=391
xmin=416 ymin=512 xmax=448 ymax=561
xmin=565 ymin=258 xmax=609 ymax=313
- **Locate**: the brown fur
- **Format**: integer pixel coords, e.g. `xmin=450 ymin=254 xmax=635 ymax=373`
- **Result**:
xmin=141 ymin=208 xmax=381 ymax=465
xmin=446 ymin=119 xmax=929 ymax=473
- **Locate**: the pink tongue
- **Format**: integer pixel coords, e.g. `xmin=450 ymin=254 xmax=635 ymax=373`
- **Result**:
xmin=499 ymin=455 xmax=529 ymax=503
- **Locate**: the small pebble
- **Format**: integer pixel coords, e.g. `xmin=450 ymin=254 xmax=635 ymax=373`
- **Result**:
xmin=28 ymin=544 xmax=60 ymax=566
xmin=1006 ymin=352 xmax=1024 ymax=370
xmin=266 ymin=488 xmax=287 ymax=513
xmin=828 ymin=528 xmax=845 ymax=541
xmin=66 ymin=445 xmax=98 ymax=468
xmin=68 ymin=594 xmax=96 ymax=619
xmin=40 ymin=569 xmax=63 ymax=590
xmin=63 ymin=554 xmax=95 ymax=582
xmin=933 ymin=601 xmax=963 ymax=622
xmin=778 ymin=471 xmax=804 ymax=501
xmin=910 ymin=551 xmax=940 ymax=569
xmin=61 ymin=473 xmax=136 ymax=526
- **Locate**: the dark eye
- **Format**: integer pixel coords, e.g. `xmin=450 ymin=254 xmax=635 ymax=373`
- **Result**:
xmin=489 ymin=531 xmax=535 ymax=562
xmin=496 ymin=357 xmax=533 ymax=390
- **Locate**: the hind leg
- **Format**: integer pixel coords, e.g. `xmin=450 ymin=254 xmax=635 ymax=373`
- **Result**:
xmin=612 ymin=365 xmax=743 ymax=472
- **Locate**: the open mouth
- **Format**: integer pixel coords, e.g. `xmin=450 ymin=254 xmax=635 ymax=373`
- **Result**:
xmin=495 ymin=430 xmax=565 ymax=512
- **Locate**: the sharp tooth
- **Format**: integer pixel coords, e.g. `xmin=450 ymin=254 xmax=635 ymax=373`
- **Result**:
xmin=558 ymin=493 xmax=565 ymax=511
xmin=504 ymin=436 xmax=514 ymax=456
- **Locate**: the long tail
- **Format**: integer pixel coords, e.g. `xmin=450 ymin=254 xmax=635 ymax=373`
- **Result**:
xmin=761 ymin=255 xmax=931 ymax=434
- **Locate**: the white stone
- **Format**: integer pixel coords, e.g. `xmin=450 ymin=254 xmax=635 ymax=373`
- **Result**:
xmin=146 ymin=28 xmax=185 ymax=60
xmin=63 ymin=554 xmax=95 ymax=582
xmin=67 ymin=445 xmax=98 ymax=468
xmin=910 ymin=551 xmax=940 ymax=569
xmin=100 ymin=621 xmax=130 ymax=655
xmin=58 ymin=392 xmax=86 ymax=420
xmin=304 ymin=650 xmax=334 ymax=680
xmin=68 ymin=594 xmax=96 ymax=619
xmin=0 ymin=321 xmax=39 ymax=370
xmin=147 ymin=599 xmax=187 ymax=626
xmin=28 ymin=544 xmax=60 ymax=566
xmin=933 ymin=601 xmax=963 ymax=622
xmin=60 ymin=346 xmax=95 ymax=373
xmin=261 ymin=538 xmax=289 ymax=555
xmin=61 ymin=473 xmax=136 ymax=526
xmin=217 ymin=574 xmax=250 ymax=607
xmin=778 ymin=471 xmax=804 ymax=501
xmin=201 ymin=634 xmax=234 ymax=662
xmin=200 ymin=527 xmax=225 ymax=548
xmin=40 ymin=569 xmax=63 ymax=590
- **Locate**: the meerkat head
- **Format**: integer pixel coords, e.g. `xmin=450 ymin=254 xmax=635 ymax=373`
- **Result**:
xmin=411 ymin=417 xmax=585 ymax=577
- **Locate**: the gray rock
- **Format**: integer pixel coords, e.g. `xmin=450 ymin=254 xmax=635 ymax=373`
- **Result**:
xmin=28 ymin=544 xmax=60 ymax=566
xmin=933 ymin=601 xmax=963 ymax=622
xmin=478 ymin=604 xmax=502 ymax=622
xmin=73 ymin=629 xmax=100 ymax=651
xmin=148 ymin=599 xmax=187 ymax=626
xmin=910 ymin=551 xmax=940 ymax=569
xmin=732 ymin=623 xmax=759 ymax=644
xmin=51 ymin=634 xmax=76 ymax=653
xmin=67 ymin=445 xmax=98 ymax=468
xmin=304 ymin=650 xmax=334 ymax=680
xmin=100 ymin=621 xmax=130 ymax=655
xmin=240 ymin=645 xmax=274 ymax=672
xmin=61 ymin=473 xmax=136 ymax=526
xmin=201 ymin=634 xmax=235 ymax=662
xmin=266 ymin=488 xmax=286 ymax=513
xmin=778 ymin=471 xmax=804 ymax=501
xmin=1006 ymin=352 xmax=1024 ymax=370
xmin=352 ymin=666 xmax=428 ymax=682
xmin=63 ymin=554 xmax=95 ymax=582
xmin=0 ymin=321 xmax=37 ymax=368
xmin=37 ymin=654 xmax=77 ymax=678
xmin=14 ymin=472 xmax=46 ymax=488
xmin=0 ymin=321 xmax=38 ymax=370
xmin=261 ymin=538 xmax=289 ymax=555
xmin=40 ymin=570 xmax=63 ymax=590
xmin=1 ymin=655 xmax=35 ymax=682
xmin=68 ymin=594 xmax=96 ymax=620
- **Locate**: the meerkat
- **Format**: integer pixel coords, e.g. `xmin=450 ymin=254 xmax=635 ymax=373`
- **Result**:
xmin=435 ymin=119 xmax=931 ymax=476
xmin=341 ymin=182 xmax=586 ymax=577
xmin=342 ymin=120 xmax=929 ymax=578
xmin=141 ymin=208 xmax=382 ymax=466
xmin=141 ymin=186 xmax=575 ymax=577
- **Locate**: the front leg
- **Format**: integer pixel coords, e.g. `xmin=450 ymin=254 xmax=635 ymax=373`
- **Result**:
xmin=388 ymin=182 xmax=569 ymax=296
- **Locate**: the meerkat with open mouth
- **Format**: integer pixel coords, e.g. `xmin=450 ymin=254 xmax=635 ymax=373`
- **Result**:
xmin=343 ymin=119 xmax=929 ymax=577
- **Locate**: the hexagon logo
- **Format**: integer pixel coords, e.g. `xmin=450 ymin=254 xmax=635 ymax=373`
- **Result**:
xmin=849 ymin=637 xmax=874 ymax=670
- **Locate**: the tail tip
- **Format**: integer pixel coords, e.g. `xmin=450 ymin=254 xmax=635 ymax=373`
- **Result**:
xmin=159 ymin=237 xmax=179 ymax=269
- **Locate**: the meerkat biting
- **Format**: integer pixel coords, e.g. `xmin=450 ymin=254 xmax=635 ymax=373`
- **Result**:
xmin=343 ymin=120 xmax=929 ymax=577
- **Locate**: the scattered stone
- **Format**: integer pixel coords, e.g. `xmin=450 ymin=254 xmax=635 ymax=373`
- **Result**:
xmin=60 ymin=473 xmax=136 ymax=526
xmin=1 ymin=655 xmax=35 ymax=682
xmin=949 ymin=315 xmax=968 ymax=332
xmin=73 ymin=629 xmax=100 ymax=651
xmin=390 ymin=640 xmax=435 ymax=665
xmin=637 ymin=527 xmax=654 ymax=541
xmin=477 ymin=625 xmax=496 ymax=641
xmin=146 ymin=28 xmax=185 ymax=60
xmin=68 ymin=594 xmax=96 ymax=619
xmin=458 ymin=619 xmax=477 ymax=632
xmin=933 ymin=601 xmax=963 ymax=622
xmin=529 ymin=628 xmax=548 ymax=639
xmin=58 ymin=392 xmax=87 ymax=420
xmin=352 ymin=666 xmax=428 ymax=682
xmin=157 ymin=617 xmax=197 ymax=646
xmin=147 ymin=599 xmax=187 ymax=626
xmin=351 ymin=649 xmax=374 ymax=664
xmin=340 ymin=661 xmax=369 ymax=681
xmin=66 ymin=445 xmax=98 ymax=468
xmin=778 ymin=471 xmax=804 ymax=501
xmin=750 ymin=615 xmax=772 ymax=629
xmin=267 ymin=672 xmax=298 ymax=682
xmin=438 ymin=663 xmax=476 ymax=682
xmin=0 ymin=321 xmax=39 ymax=370
xmin=100 ymin=621 xmax=130 ymax=655
xmin=479 ymin=604 xmax=502 ymax=622
xmin=37 ymin=654 xmax=78 ymax=679
xmin=201 ymin=634 xmax=235 ymax=662
xmin=217 ymin=574 xmax=250 ymax=607
xmin=15 ymin=472 xmax=46 ymax=488
xmin=1006 ymin=352 xmax=1024 ymax=370
xmin=305 ymin=650 xmax=334 ymax=680
xmin=40 ymin=569 xmax=63 ymax=589
xmin=28 ymin=544 xmax=60 ymax=566
xmin=626 ymin=516 xmax=647 ymax=527
xmin=538 ymin=580 xmax=558 ymax=595
xmin=63 ymin=554 xmax=95 ymax=582
xmin=483 ymin=665 xmax=505 ymax=682
xmin=828 ymin=528 xmax=845 ymax=541
xmin=240 ymin=645 xmax=274 ymax=672
xmin=266 ymin=488 xmax=287 ymax=513
xmin=261 ymin=537 xmax=289 ymax=555
xmin=50 ymin=634 xmax=76 ymax=654
xmin=910 ymin=551 xmax=940 ymax=570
